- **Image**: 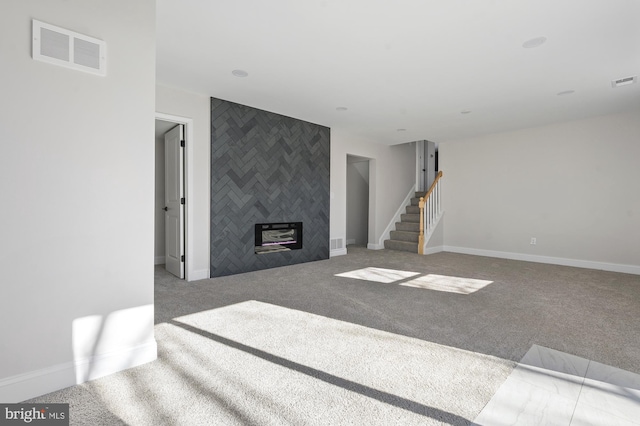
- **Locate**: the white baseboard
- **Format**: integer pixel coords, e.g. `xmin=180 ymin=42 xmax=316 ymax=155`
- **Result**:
xmin=74 ymin=340 xmax=157 ymax=384
xmin=187 ymin=269 xmax=210 ymax=281
xmin=330 ymin=248 xmax=348 ymax=257
xmin=443 ymin=246 xmax=640 ymax=275
xmin=0 ymin=340 xmax=157 ymax=403
xmin=367 ymin=243 xmax=384 ymax=250
xmin=154 ymin=256 xmax=166 ymax=265
xmin=424 ymin=245 xmax=444 ymax=255
xmin=0 ymin=362 xmax=76 ymax=403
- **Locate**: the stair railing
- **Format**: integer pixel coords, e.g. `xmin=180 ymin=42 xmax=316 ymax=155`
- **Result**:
xmin=418 ymin=171 xmax=443 ymax=254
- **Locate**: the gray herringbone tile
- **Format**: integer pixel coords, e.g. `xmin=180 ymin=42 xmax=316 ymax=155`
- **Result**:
xmin=210 ymin=98 xmax=330 ymax=277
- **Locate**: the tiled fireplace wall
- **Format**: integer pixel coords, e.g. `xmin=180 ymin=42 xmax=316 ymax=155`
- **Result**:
xmin=210 ymin=97 xmax=330 ymax=277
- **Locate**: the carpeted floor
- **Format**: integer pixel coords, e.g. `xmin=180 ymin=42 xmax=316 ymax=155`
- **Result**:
xmin=26 ymin=246 xmax=640 ymax=425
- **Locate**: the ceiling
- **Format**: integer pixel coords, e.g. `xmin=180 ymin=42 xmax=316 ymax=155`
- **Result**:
xmin=156 ymin=0 xmax=640 ymax=145
xmin=155 ymin=119 xmax=177 ymax=136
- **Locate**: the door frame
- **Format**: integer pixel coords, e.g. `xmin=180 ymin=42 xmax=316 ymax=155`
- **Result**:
xmin=346 ymin=154 xmax=373 ymax=247
xmin=156 ymin=112 xmax=194 ymax=281
xmin=416 ymin=140 xmax=425 ymax=192
xmin=416 ymin=140 xmax=437 ymax=193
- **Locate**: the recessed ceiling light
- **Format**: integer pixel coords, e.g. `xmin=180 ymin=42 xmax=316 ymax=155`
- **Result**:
xmin=522 ymin=36 xmax=547 ymax=49
xmin=397 ymin=128 xmax=406 ymax=132
xmin=557 ymin=90 xmax=575 ymax=96
xmin=461 ymin=110 xmax=472 ymax=114
xmin=232 ymin=69 xmax=248 ymax=77
xmin=336 ymin=107 xmax=348 ymax=111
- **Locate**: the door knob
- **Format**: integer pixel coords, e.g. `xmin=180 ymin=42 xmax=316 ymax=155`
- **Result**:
xmin=163 ymin=207 xmax=168 ymax=211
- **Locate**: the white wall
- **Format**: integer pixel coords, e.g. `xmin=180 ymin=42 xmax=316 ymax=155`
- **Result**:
xmin=154 ymin=131 xmax=166 ymax=262
xmin=439 ymin=109 xmax=640 ymax=273
xmin=331 ymin=130 xmax=415 ymax=252
xmin=156 ymin=85 xmax=211 ymax=280
xmin=0 ymin=0 xmax=157 ymax=401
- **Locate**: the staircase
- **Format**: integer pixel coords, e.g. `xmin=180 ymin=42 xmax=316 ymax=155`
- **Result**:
xmin=383 ymin=170 xmax=443 ymax=254
xmin=383 ymin=191 xmax=426 ymax=253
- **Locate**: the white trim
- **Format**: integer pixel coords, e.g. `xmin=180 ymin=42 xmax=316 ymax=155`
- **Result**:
xmin=189 ymin=269 xmax=210 ymax=281
xmin=154 ymin=255 xmax=165 ymax=265
xmin=424 ymin=245 xmax=444 ymax=255
xmin=375 ymin=184 xmax=416 ymax=248
xmin=0 ymin=362 xmax=75 ymax=403
xmin=74 ymin=340 xmax=157 ymax=384
xmin=442 ymin=246 xmax=640 ymax=275
xmin=156 ymin=112 xmax=199 ymax=282
xmin=416 ymin=140 xmax=424 ymax=192
xmin=0 ymin=340 xmax=157 ymax=403
xmin=330 ymin=248 xmax=348 ymax=257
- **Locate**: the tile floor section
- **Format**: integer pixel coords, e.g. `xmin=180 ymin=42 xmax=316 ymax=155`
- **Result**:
xmin=473 ymin=345 xmax=640 ymax=425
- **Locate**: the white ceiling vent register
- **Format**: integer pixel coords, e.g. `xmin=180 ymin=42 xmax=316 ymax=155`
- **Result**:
xmin=611 ymin=76 xmax=637 ymax=88
xmin=32 ymin=20 xmax=106 ymax=76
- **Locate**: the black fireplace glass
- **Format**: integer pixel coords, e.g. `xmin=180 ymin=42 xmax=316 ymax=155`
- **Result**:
xmin=255 ymin=222 xmax=303 ymax=254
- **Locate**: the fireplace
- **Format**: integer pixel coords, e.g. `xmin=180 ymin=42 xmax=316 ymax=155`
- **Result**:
xmin=255 ymin=222 xmax=303 ymax=254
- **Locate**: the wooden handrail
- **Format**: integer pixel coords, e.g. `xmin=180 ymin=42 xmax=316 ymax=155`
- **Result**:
xmin=422 ymin=170 xmax=443 ymax=202
xmin=418 ymin=171 xmax=443 ymax=254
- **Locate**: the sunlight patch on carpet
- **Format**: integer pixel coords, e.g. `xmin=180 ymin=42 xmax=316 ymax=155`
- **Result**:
xmin=334 ymin=267 xmax=420 ymax=283
xmin=163 ymin=301 xmax=512 ymax=425
xmin=335 ymin=268 xmax=492 ymax=294
xmin=400 ymin=274 xmax=493 ymax=294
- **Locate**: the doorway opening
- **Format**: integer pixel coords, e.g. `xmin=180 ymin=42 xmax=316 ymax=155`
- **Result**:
xmin=154 ymin=116 xmax=187 ymax=279
xmin=346 ymin=155 xmax=371 ymax=248
xmin=416 ymin=140 xmax=437 ymax=192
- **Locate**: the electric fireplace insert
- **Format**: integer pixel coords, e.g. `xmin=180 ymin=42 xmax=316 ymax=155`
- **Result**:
xmin=255 ymin=222 xmax=303 ymax=254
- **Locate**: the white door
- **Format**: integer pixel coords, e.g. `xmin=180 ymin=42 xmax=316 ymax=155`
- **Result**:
xmin=164 ymin=125 xmax=184 ymax=278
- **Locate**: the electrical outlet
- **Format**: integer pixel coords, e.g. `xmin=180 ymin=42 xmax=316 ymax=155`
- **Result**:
xmin=530 ymin=237 xmax=537 ymax=245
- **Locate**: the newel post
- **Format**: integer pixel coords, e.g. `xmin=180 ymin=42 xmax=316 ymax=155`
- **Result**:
xmin=418 ymin=196 xmax=425 ymax=254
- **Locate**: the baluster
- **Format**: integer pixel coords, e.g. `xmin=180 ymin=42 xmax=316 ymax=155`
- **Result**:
xmin=429 ymin=194 xmax=433 ymax=231
xmin=427 ymin=195 xmax=432 ymax=232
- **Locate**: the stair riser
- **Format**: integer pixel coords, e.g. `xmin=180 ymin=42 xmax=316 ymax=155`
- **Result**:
xmin=396 ymin=222 xmax=420 ymax=232
xmin=401 ymin=214 xmax=420 ymax=223
xmin=384 ymin=240 xmax=418 ymax=253
xmin=405 ymin=205 xmax=420 ymax=214
xmin=410 ymin=197 xmax=421 ymax=206
xmin=390 ymin=231 xmax=419 ymax=242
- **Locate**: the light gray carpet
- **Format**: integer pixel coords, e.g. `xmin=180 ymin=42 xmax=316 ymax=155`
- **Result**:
xmin=26 ymin=246 xmax=640 ymax=425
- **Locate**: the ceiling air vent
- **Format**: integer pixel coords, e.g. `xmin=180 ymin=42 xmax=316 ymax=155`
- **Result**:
xmin=611 ymin=76 xmax=637 ymax=88
xmin=32 ymin=20 xmax=106 ymax=76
